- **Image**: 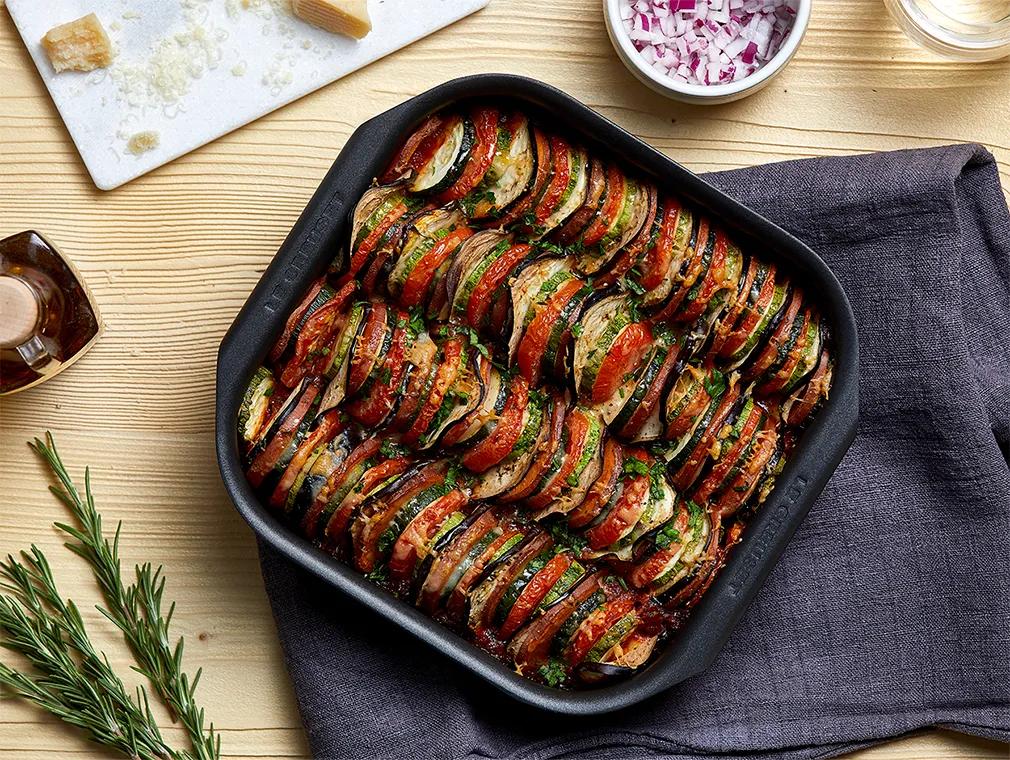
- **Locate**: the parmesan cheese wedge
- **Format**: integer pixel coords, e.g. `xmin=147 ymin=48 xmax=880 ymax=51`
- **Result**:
xmin=41 ymin=13 xmax=114 ymax=73
xmin=291 ymin=0 xmax=372 ymax=39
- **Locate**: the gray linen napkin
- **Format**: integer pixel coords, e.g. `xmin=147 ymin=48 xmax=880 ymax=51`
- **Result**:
xmin=257 ymin=143 xmax=1010 ymax=760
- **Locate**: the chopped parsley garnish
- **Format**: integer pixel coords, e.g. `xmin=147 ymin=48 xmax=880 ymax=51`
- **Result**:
xmin=621 ymin=457 xmax=650 ymax=479
xmin=538 ymin=657 xmax=568 ymax=688
xmin=406 ymin=306 xmax=426 ymax=337
xmin=365 ymin=566 xmax=390 ymax=584
xmin=497 ymin=126 xmax=512 ymax=151
xmin=379 ymin=439 xmax=410 ymax=460
xmin=654 ymin=522 xmax=681 ymax=550
xmin=703 ymin=368 xmax=728 ymax=399
xmin=620 ymin=275 xmax=646 ymax=296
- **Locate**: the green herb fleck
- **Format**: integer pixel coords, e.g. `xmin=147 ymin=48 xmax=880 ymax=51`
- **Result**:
xmin=537 ymin=657 xmax=568 ymax=688
xmin=703 ymin=368 xmax=728 ymax=399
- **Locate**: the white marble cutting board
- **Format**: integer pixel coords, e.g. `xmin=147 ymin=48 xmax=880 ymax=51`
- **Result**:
xmin=6 ymin=0 xmax=489 ymax=190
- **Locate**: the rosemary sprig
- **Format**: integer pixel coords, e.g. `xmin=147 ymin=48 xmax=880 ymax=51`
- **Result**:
xmin=0 ymin=434 xmax=220 ymax=760
xmin=0 ymin=547 xmax=185 ymax=760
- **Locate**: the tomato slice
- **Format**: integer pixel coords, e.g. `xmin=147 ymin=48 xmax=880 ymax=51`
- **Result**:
xmin=499 ymin=394 xmax=566 ymax=503
xmin=709 ymin=256 xmax=759 ymax=356
xmin=713 ymin=421 xmax=779 ymax=516
xmin=401 ymin=337 xmax=465 ymax=446
xmin=617 ymin=341 xmax=680 ymax=439
xmin=437 ymin=107 xmax=499 ymax=202
xmin=717 ymin=264 xmax=779 ymax=359
xmin=509 ymin=572 xmax=603 ymax=675
xmin=591 ymin=321 xmax=654 ymax=404
xmin=654 ymin=216 xmax=711 ymax=322
xmin=579 ymin=164 xmax=626 ymax=247
xmin=350 ymin=202 xmax=409 ymax=276
xmin=246 ymin=379 xmax=322 ymax=488
xmin=516 ymin=277 xmax=586 ymax=386
xmin=523 ymin=407 xmax=591 ymax=511
xmin=756 ymin=308 xmax=813 ymax=396
xmin=498 ymin=552 xmax=573 ymax=639
xmin=565 ymin=593 xmax=637 ymax=666
xmin=387 ymin=489 xmax=469 ymax=584
xmin=566 ymin=437 xmax=624 ymax=530
xmin=745 ymin=289 xmax=804 ymax=380
xmin=693 ymin=404 xmax=764 ymax=503
xmin=583 ymin=452 xmax=651 ymax=550
xmin=625 ymin=509 xmax=692 ymax=589
xmin=268 ymin=410 xmax=344 ymax=511
xmin=675 ymin=227 xmax=729 ymax=324
xmin=381 ymin=114 xmax=446 ymax=182
xmin=465 ymin=243 xmax=531 ymax=331
xmin=639 ymin=199 xmax=683 ymax=292
xmin=416 ymin=507 xmax=499 ymax=614
xmin=461 ymin=375 xmax=530 ymax=473
xmin=268 ymin=278 xmax=325 ymax=364
xmin=346 ymin=302 xmax=388 ymax=397
xmin=671 ymin=386 xmax=741 ymax=492
xmin=279 ymin=280 xmax=357 ymax=388
xmin=345 ymin=319 xmax=408 ymax=427
xmin=444 ymin=524 xmax=528 ymax=624
xmin=471 ymin=533 xmax=554 ymax=632
xmin=322 ymin=455 xmax=412 ymax=552
xmin=532 ymin=135 xmax=571 ymax=224
xmin=398 ymin=227 xmax=473 ymax=308
xmin=353 ymin=461 xmax=448 ymax=573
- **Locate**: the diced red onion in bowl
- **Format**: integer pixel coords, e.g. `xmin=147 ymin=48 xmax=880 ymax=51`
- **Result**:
xmin=619 ymin=0 xmax=798 ymax=86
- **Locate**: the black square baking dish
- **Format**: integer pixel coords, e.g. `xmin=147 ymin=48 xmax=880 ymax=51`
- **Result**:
xmin=215 ymin=73 xmax=858 ymax=715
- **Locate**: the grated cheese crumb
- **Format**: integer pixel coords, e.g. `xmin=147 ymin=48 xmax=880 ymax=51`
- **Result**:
xmin=126 ymin=130 xmax=159 ymax=154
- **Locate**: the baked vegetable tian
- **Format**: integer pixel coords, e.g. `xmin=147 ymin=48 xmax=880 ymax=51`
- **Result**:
xmin=238 ymin=105 xmax=834 ymax=689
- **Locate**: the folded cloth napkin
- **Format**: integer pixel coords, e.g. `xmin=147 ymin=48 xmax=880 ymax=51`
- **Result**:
xmin=258 ymin=143 xmax=1010 ymax=760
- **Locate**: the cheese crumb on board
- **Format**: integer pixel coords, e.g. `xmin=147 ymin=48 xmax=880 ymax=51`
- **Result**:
xmin=127 ymin=131 xmax=160 ymax=154
xmin=291 ymin=0 xmax=371 ymax=39
xmin=41 ymin=13 xmax=115 ymax=73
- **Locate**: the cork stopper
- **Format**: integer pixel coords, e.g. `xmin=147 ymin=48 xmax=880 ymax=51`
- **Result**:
xmin=0 ymin=275 xmax=40 ymax=349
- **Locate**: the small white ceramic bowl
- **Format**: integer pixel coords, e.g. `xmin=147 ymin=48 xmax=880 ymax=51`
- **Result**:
xmin=603 ymin=0 xmax=811 ymax=105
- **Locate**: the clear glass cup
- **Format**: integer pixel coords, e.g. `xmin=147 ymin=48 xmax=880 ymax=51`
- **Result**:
xmin=884 ymin=0 xmax=1010 ymax=60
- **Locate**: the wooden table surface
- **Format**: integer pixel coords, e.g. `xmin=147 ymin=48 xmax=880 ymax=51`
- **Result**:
xmin=1 ymin=1 xmax=1007 ymax=758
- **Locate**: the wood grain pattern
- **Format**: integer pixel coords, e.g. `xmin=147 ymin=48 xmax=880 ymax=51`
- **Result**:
xmin=1 ymin=1 xmax=1007 ymax=758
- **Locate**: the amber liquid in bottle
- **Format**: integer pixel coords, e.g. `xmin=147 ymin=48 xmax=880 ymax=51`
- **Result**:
xmin=0 ymin=231 xmax=102 ymax=395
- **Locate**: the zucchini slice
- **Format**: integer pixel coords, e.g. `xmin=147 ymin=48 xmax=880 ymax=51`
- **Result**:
xmin=387 ymin=207 xmax=467 ymax=300
xmin=238 ymin=366 xmax=276 ymax=453
xmin=245 ymin=377 xmax=323 ymax=491
xmin=506 ymin=256 xmax=578 ymax=362
xmin=471 ymin=386 xmax=550 ymax=499
xmin=531 ymin=405 xmax=606 ymax=519
xmin=438 ymin=106 xmax=500 ymax=203
xmin=410 ymin=115 xmax=475 ymax=194
xmin=578 ymin=177 xmax=654 ymax=276
xmin=447 ymin=231 xmax=512 ymax=324
xmin=539 ymin=144 xmax=589 ymax=234
xmin=573 ymin=293 xmax=654 ymax=404
xmin=462 ymin=112 xmax=535 ymax=220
